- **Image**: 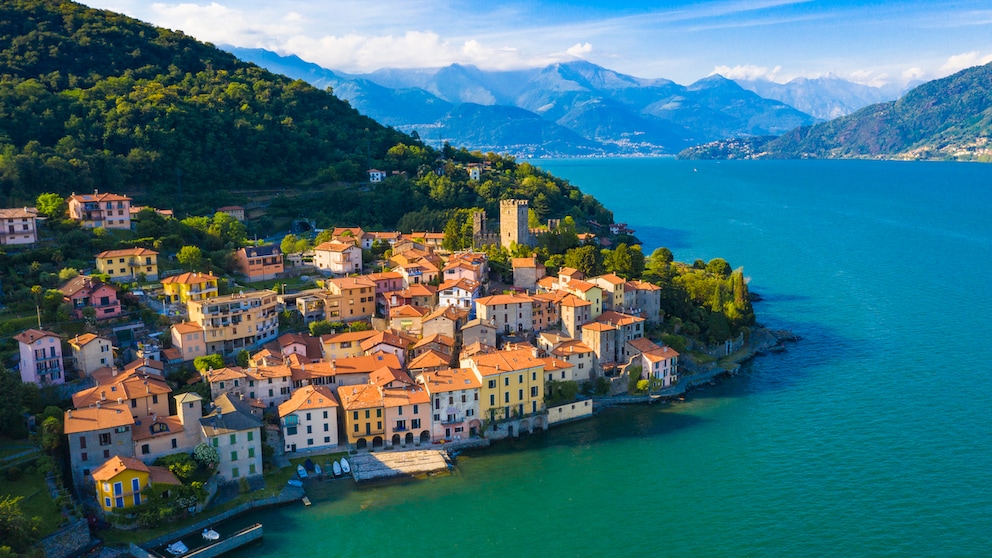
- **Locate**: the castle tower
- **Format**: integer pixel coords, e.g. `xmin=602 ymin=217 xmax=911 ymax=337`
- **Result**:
xmin=500 ymin=199 xmax=531 ymax=249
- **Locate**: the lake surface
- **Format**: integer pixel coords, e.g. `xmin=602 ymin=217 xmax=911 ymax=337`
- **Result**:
xmin=230 ymin=159 xmax=992 ymax=556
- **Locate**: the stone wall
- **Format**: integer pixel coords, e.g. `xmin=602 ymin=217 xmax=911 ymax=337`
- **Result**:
xmin=38 ymin=518 xmax=91 ymax=558
xmin=547 ymin=400 xmax=593 ymax=426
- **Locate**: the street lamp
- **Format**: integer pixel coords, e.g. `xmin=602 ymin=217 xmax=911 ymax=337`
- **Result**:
xmin=281 ymin=283 xmax=287 ymax=296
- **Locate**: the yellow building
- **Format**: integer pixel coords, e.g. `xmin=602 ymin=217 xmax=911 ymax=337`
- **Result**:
xmin=463 ymin=348 xmax=545 ymax=422
xmin=161 ymin=271 xmax=219 ymax=304
xmin=95 ymin=248 xmax=159 ymax=282
xmin=336 ymin=383 xmax=385 ymax=449
xmin=91 ymin=455 xmax=179 ymax=513
xmin=320 ymin=276 xmax=375 ymax=322
xmin=187 ymin=289 xmax=279 ymax=357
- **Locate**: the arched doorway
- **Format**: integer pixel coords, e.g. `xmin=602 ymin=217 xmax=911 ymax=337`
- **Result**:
xmin=372 ymin=436 xmax=383 ymax=450
xmin=469 ymin=419 xmax=481 ymax=437
xmin=405 ymin=432 xmax=414 ymax=445
xmin=419 ymin=431 xmax=430 ymax=444
xmin=533 ymin=416 xmax=544 ymax=432
xmin=391 ymin=434 xmax=401 ymax=448
xmin=356 ymin=438 xmax=367 ymax=450
xmin=519 ymin=419 xmax=530 ymax=434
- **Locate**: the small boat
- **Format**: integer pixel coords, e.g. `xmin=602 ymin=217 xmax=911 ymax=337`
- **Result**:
xmin=287 ymin=479 xmax=303 ymax=488
xmin=202 ymin=529 xmax=219 ymax=541
xmin=313 ymin=463 xmax=322 ymax=476
xmin=301 ymin=496 xmax=312 ymax=506
xmin=340 ymin=457 xmax=351 ymax=475
xmin=304 ymin=458 xmax=315 ymax=472
xmin=166 ymin=541 xmax=188 ymax=556
xmin=332 ymin=460 xmax=342 ymax=477
xmin=297 ymin=464 xmax=308 ymax=479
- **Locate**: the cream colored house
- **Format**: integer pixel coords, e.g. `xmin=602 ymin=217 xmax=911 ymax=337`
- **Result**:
xmin=170 ymin=322 xmax=206 ymax=362
xmin=313 ymin=241 xmax=362 ymax=276
xmin=69 ymin=333 xmax=114 ymax=378
xmin=187 ymin=290 xmax=279 ymax=357
xmin=279 ymin=385 xmax=340 ymax=453
xmin=418 ymin=367 xmax=482 ymax=441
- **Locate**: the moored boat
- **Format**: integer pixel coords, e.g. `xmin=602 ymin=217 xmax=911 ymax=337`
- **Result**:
xmin=340 ymin=457 xmax=351 ymax=475
xmin=202 ymin=529 xmax=219 ymax=541
xmin=314 ymin=463 xmax=322 ymax=476
xmin=332 ymin=460 xmax=342 ymax=476
xmin=297 ymin=464 xmax=308 ymax=479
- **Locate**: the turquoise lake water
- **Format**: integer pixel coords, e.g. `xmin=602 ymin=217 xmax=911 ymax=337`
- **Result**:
xmin=228 ymin=159 xmax=992 ymax=556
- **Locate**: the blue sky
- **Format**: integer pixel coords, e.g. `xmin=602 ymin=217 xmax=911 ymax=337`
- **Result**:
xmin=83 ymin=0 xmax=992 ymax=86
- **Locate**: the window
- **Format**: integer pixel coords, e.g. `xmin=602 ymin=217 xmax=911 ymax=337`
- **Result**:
xmin=413 ymin=405 xmax=419 ymax=414
xmin=247 ymin=431 xmax=254 ymax=442
xmin=435 ymin=399 xmax=441 ymax=409
xmin=353 ymin=423 xmax=359 ymax=433
xmin=104 ymin=497 xmax=111 ymax=508
xmin=306 ymin=425 xmax=312 ymax=434
xmin=398 ymin=406 xmax=403 ymax=416
xmin=412 ymin=419 xmax=421 ymax=429
xmin=113 ymin=482 xmax=123 ymax=495
xmin=132 ymin=478 xmax=141 ymax=492
xmin=172 ymin=439 xmax=178 ymax=449
xmin=232 ymin=467 xmax=240 ymax=478
xmin=532 ymin=372 xmax=537 ymax=381
xmin=490 ymin=394 xmax=495 ymax=406
xmin=115 ymin=497 xmax=124 ymax=508
xmin=531 ymin=386 xmax=539 ymax=397
xmin=141 ymin=444 xmax=150 ymax=455
xmin=376 ymin=409 xmax=382 ymax=418
xmin=519 ymin=374 xmax=524 ymax=384
xmin=323 ymin=423 xmax=329 ymax=432
xmin=365 ymin=410 xmax=370 ymax=419
xmin=518 ymin=389 xmax=524 ymax=401
xmin=488 ymin=379 xmax=496 ymax=389
xmin=81 ymin=452 xmax=88 ymax=461
xmin=99 ymin=433 xmax=112 ymax=446
xmin=212 ymin=438 xmax=219 ymax=448
xmin=504 ymin=377 xmax=509 ymax=386
xmin=79 ymin=437 xmax=87 ymax=449
xmin=230 ymin=434 xmax=237 ymax=445
xmin=323 ymin=411 xmax=328 ymax=419
xmin=504 ymin=392 xmax=510 ymax=403
xmin=250 ymin=464 xmax=257 ymax=475
xmin=287 ymin=426 xmax=298 ymax=436
xmin=231 ymin=451 xmax=238 ymax=461
xmin=248 ymin=448 xmax=255 ymax=458
xmin=324 ymin=437 xmax=331 ymax=444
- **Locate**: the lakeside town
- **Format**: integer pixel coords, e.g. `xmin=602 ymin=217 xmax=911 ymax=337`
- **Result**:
xmin=1 ymin=162 xmax=771 ymax=556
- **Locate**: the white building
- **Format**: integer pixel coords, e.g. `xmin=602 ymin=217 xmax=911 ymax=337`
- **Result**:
xmin=313 ymin=241 xmax=362 ymax=276
xmin=278 ymin=385 xmax=340 ymax=453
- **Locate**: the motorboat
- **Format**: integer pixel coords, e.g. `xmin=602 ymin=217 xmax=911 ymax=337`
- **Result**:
xmin=166 ymin=541 xmax=188 ymax=556
xmin=202 ymin=529 xmax=219 ymax=541
xmin=332 ymin=460 xmax=342 ymax=477
xmin=340 ymin=457 xmax=351 ymax=475
xmin=287 ymin=479 xmax=303 ymax=488
xmin=297 ymin=464 xmax=308 ymax=479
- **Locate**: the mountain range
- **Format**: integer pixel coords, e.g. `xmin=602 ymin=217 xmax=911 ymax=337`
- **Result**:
xmin=733 ymin=76 xmax=906 ymax=120
xmin=680 ymin=61 xmax=992 ymax=161
xmin=226 ymin=48 xmax=823 ymax=157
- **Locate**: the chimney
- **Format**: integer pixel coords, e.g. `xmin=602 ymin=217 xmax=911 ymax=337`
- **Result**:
xmin=117 ymin=397 xmax=122 ymax=404
xmin=67 ymin=410 xmax=72 ymax=418
xmin=112 ymin=367 xmax=118 ymax=377
xmin=101 ymin=391 xmax=106 ymax=401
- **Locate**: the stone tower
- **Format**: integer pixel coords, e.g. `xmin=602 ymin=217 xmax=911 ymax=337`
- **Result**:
xmin=500 ymin=199 xmax=531 ymax=249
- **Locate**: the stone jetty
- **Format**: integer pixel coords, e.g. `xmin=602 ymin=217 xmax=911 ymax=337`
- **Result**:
xmin=350 ymin=450 xmax=451 ymax=482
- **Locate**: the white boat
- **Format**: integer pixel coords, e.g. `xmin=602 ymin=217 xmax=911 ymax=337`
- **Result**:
xmin=166 ymin=541 xmax=188 ymax=556
xmin=340 ymin=457 xmax=351 ymax=475
xmin=287 ymin=479 xmax=303 ymax=487
xmin=202 ymin=529 xmax=219 ymax=541
xmin=297 ymin=464 xmax=308 ymax=479
xmin=332 ymin=460 xmax=342 ymax=476
xmin=314 ymin=463 xmax=322 ymax=476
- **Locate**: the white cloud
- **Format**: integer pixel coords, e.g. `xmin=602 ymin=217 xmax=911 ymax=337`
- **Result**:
xmin=710 ymin=64 xmax=783 ymax=82
xmin=148 ymin=2 xmax=303 ymax=44
xmin=902 ymin=67 xmax=925 ymax=81
xmin=566 ymin=42 xmax=593 ymax=57
xmin=940 ymin=51 xmax=992 ymax=74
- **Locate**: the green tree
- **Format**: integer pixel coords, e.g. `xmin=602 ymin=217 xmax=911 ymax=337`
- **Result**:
xmin=0 ymin=496 xmax=40 ymax=553
xmin=193 ymin=353 xmax=224 ymax=372
xmin=193 ymin=442 xmax=220 ymax=471
xmin=563 ymin=245 xmax=602 ymax=277
xmin=177 ymin=245 xmax=203 ymax=271
xmin=39 ymin=415 xmax=62 ymax=456
xmin=706 ymin=258 xmax=732 ymax=277
xmin=235 ymin=350 xmax=250 ymax=368
xmin=0 ymin=367 xmax=28 ymax=439
xmin=35 ymin=193 xmax=66 ymax=219
xmin=309 ymin=320 xmax=338 ymax=337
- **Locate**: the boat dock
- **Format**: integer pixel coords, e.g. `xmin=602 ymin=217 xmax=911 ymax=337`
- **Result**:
xmin=350 ymin=449 xmax=452 ymax=483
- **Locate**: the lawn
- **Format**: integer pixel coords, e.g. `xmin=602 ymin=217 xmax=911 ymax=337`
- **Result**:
xmin=0 ymin=461 xmax=66 ymax=538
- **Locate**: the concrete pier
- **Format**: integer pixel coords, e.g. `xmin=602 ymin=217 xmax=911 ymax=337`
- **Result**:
xmin=350 ymin=450 xmax=451 ymax=482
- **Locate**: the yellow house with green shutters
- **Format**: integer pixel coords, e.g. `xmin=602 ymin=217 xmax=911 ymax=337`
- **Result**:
xmin=161 ymin=271 xmax=220 ymax=305
xmin=463 ymin=348 xmax=546 ymax=422
xmin=91 ymin=455 xmax=180 ymax=513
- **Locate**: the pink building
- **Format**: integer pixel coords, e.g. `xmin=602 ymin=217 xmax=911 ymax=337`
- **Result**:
xmin=15 ymin=329 xmax=64 ymax=385
xmin=59 ymin=276 xmax=122 ymax=320
xmin=67 ymin=191 xmax=132 ymax=229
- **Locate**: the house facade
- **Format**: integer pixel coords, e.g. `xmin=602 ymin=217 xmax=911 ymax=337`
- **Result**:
xmin=170 ymin=322 xmax=206 ymax=362
xmin=15 ymin=329 xmax=64 ymax=385
xmin=463 ymin=348 xmax=545 ymax=422
xmin=313 ymin=241 xmax=362 ymax=276
xmin=60 ymin=276 xmax=122 ymax=320
xmin=68 ymin=191 xmax=132 ymax=229
xmin=418 ymin=367 xmax=482 ymax=441
xmin=64 ymin=403 xmax=135 ymax=488
xmin=235 ymin=245 xmax=284 ymax=282
xmin=187 ymin=290 xmax=279 ymax=357
xmin=200 ymin=393 xmax=264 ymax=481
xmin=161 ymin=272 xmax=220 ymax=304
xmin=95 ymin=248 xmax=159 ymax=282
xmin=0 ymin=207 xmax=40 ymax=245
xmin=278 ymin=385 xmax=340 ymax=453
xmin=69 ymin=333 xmax=114 ymax=378
xmin=92 ymin=456 xmax=179 ymax=513
xmin=475 ymin=293 xmax=534 ymax=335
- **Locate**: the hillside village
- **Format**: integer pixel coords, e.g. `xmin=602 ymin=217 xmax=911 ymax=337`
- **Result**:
xmin=0 ymin=158 xmax=710 ymax=540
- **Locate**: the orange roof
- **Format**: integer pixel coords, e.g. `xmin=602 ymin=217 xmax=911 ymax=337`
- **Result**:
xmin=203 ymin=366 xmax=247 ymax=383
xmin=161 ymin=271 xmax=218 ymax=285
xmin=95 ymin=247 xmax=158 ymax=258
xmin=423 ymin=305 xmax=469 ymax=323
xmin=148 ymin=465 xmax=182 ymax=486
xmin=536 ymin=276 xmax=558 ymax=290
xmin=314 ymin=240 xmax=358 ymax=253
xmin=581 ymin=322 xmax=615 ymax=332
xmin=460 ymin=342 xmax=497 ymax=358
xmin=360 ymin=330 xmax=411 ymax=352
xmin=643 ymin=346 xmax=680 ymax=362
xmin=566 ymin=279 xmax=599 ymax=293
xmin=627 ymin=279 xmax=661 ymax=291
xmin=73 ymin=370 xmax=171 ymax=408
xmin=540 ymin=357 xmax=573 ymax=372
xmin=370 ymin=366 xmax=415 ymax=387
xmin=278 ymin=385 xmax=339 ymax=417
xmin=337 ymin=383 xmax=384 ymax=411
xmin=382 ymin=385 xmax=430 ymax=408
xmin=553 ymin=340 xmax=594 ymax=355
xmin=475 ymin=293 xmax=534 ymax=306
xmin=596 ymin=311 xmax=646 ymax=327
xmin=63 ymin=403 xmax=134 ymax=434
xmin=389 ymin=305 xmax=429 ymax=318
xmin=326 ymin=276 xmax=376 ymax=290
xmin=594 ymin=273 xmax=627 ymax=286
xmin=559 ymin=293 xmax=591 ymax=307
xmin=558 ymin=267 xmax=583 ymax=278
xmin=418 ymin=367 xmax=481 ymax=394
xmin=511 ymin=257 xmax=539 ymax=268
xmin=69 ymin=191 xmax=131 ymax=203
xmin=406 ymin=283 xmax=438 ymax=296
xmin=172 ymin=322 xmax=203 ymax=334
xmin=412 ymin=333 xmax=455 ymax=350
xmin=69 ymin=333 xmax=102 ymax=347
xmin=14 ymin=329 xmax=59 ymax=344
xmin=132 ymin=415 xmax=184 ymax=441
xmin=407 ymin=350 xmax=451 ymax=371
xmin=320 ymin=329 xmax=378 ymax=345
xmin=91 ymin=455 xmax=148 ymax=481
xmin=365 ymin=271 xmax=403 ymax=281
xmin=470 ymin=348 xmax=544 ymax=376
xmin=627 ymin=337 xmax=662 ymax=354
xmin=438 ymin=278 xmax=480 ymax=292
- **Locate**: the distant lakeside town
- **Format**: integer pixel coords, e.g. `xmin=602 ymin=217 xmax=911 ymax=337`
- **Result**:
xmin=1 ymin=161 xmax=767 ymax=555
